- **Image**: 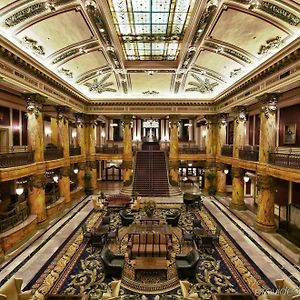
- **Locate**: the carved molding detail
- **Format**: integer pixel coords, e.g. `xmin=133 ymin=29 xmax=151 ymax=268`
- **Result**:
xmin=21 ymin=36 xmax=45 ymax=55
xmin=231 ymin=167 xmax=244 ymax=179
xmin=257 ymin=93 xmax=279 ymax=119
xmin=186 ymin=73 xmax=219 ymax=93
xmin=258 ymin=36 xmax=283 ymax=56
xmin=232 ymin=105 xmax=247 ymax=123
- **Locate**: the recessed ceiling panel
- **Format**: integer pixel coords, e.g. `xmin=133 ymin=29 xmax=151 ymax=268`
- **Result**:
xmin=16 ymin=10 xmax=93 ymax=57
xmin=195 ymin=50 xmax=242 ymax=79
xmin=60 ymin=50 xmax=108 ymax=79
xmin=108 ymin=0 xmax=195 ymax=60
xmin=130 ymin=73 xmax=173 ymax=95
xmin=211 ymin=8 xmax=289 ymax=58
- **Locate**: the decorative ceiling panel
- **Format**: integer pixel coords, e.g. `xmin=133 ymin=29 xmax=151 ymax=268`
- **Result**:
xmin=16 ymin=10 xmax=93 ymax=57
xmin=108 ymin=0 xmax=195 ymax=60
xmin=211 ymin=8 xmax=289 ymax=58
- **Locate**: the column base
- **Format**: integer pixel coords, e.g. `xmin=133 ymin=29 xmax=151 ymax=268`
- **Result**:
xmin=229 ymin=202 xmax=247 ymax=211
xmin=254 ymin=220 xmax=276 ymax=233
xmin=216 ymin=192 xmax=227 ymax=197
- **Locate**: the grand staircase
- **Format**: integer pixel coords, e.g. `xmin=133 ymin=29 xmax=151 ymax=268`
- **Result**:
xmin=133 ymin=142 xmax=170 ymax=197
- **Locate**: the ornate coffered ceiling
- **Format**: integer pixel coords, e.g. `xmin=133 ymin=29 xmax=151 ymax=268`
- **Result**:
xmin=0 ymin=0 xmax=299 ymax=102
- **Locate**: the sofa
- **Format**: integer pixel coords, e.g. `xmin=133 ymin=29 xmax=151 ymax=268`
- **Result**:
xmin=0 ymin=277 xmax=33 ymax=300
xmin=128 ymin=232 xmax=172 ymax=259
xmin=107 ymin=194 xmax=132 ymax=209
xmin=175 ymin=249 xmax=200 ymax=279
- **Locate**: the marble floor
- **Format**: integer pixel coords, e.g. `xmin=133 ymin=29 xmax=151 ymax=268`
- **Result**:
xmin=0 ymin=181 xmax=300 ymax=294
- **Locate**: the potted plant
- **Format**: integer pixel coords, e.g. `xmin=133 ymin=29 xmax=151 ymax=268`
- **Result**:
xmin=143 ymin=199 xmax=156 ymax=217
xmin=83 ymin=172 xmax=93 ymax=195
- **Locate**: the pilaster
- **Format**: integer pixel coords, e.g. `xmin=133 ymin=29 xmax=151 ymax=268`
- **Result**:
xmin=57 ymin=106 xmax=70 ymax=159
xmin=169 ymin=115 xmax=179 ymax=185
xmin=58 ymin=166 xmax=71 ymax=203
xmin=78 ymin=162 xmax=86 ymax=189
xmin=122 ymin=115 xmax=133 ymax=184
xmin=216 ymin=162 xmax=227 ymax=195
xmin=232 ymin=106 xmax=247 ymax=158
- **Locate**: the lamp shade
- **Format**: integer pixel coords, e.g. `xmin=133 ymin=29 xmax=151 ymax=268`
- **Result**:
xmin=16 ymin=186 xmax=24 ymax=196
xmin=53 ymin=175 xmax=59 ymax=183
xmin=74 ymin=168 xmax=79 ymax=174
xmin=224 ymin=169 xmax=229 ymax=174
xmin=243 ymin=175 xmax=250 ymax=183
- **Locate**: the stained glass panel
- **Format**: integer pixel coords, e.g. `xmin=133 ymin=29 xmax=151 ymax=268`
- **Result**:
xmin=108 ymin=0 xmax=195 ymax=60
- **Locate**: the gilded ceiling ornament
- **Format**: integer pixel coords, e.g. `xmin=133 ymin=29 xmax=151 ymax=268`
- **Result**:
xmin=258 ymin=36 xmax=283 ymax=55
xmin=21 ymin=36 xmax=45 ymax=55
xmin=59 ymin=68 xmax=73 ymax=78
xmin=85 ymin=74 xmax=116 ymax=94
xmin=142 ymin=91 xmax=159 ymax=96
xmin=230 ymin=68 xmax=242 ymax=78
xmin=185 ymin=74 xmax=218 ymax=93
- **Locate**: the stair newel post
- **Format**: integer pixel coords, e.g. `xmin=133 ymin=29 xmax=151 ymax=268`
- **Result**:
xmin=122 ymin=115 xmax=133 ymax=186
xmin=169 ymin=115 xmax=179 ymax=186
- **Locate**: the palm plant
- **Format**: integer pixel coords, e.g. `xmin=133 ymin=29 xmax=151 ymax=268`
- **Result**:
xmin=85 ymin=73 xmax=117 ymax=94
xmin=185 ymin=73 xmax=218 ymax=93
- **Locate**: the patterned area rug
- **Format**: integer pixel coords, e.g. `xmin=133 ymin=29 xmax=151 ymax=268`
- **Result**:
xmin=26 ymin=205 xmax=274 ymax=300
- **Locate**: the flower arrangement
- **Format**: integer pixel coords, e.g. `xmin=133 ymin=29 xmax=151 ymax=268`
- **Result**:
xmin=143 ymin=199 xmax=156 ymax=217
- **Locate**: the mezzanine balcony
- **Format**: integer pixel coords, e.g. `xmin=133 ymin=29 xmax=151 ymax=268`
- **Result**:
xmin=96 ymin=145 xmax=123 ymax=154
xmin=269 ymin=151 xmax=300 ymax=169
xmin=0 ymin=146 xmax=34 ymax=168
xmin=44 ymin=146 xmax=63 ymax=161
xmin=239 ymin=146 xmax=259 ymax=162
xmin=178 ymin=146 xmax=206 ymax=154
xmin=221 ymin=145 xmax=233 ymax=157
xmin=69 ymin=146 xmax=81 ymax=156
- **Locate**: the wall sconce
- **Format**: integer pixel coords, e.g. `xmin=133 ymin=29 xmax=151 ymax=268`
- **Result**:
xmin=243 ymin=175 xmax=250 ymax=182
xmin=188 ymin=163 xmax=192 ymax=167
xmin=16 ymin=185 xmax=24 ymax=196
xmin=71 ymin=131 xmax=77 ymax=139
xmin=53 ymin=174 xmax=59 ymax=183
xmin=45 ymin=127 xmax=52 ymax=137
xmin=224 ymin=169 xmax=229 ymax=174
xmin=202 ymin=129 xmax=207 ymax=138
xmin=73 ymin=168 xmax=79 ymax=174
xmin=101 ymin=131 xmax=106 ymax=138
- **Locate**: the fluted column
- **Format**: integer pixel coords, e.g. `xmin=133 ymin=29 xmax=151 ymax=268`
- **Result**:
xmin=255 ymin=175 xmax=276 ymax=232
xmin=24 ymin=94 xmax=46 ymax=162
xmin=75 ymin=114 xmax=86 ymax=157
xmin=58 ymin=166 xmax=71 ymax=203
xmin=230 ymin=167 xmax=246 ymax=210
xmin=57 ymin=106 xmax=70 ymax=159
xmin=50 ymin=117 xmax=58 ymax=146
xmin=123 ymin=115 xmax=133 ymax=183
xmin=232 ymin=106 xmax=247 ymax=158
xmin=169 ymin=115 xmax=179 ymax=185
xmin=205 ymin=115 xmax=219 ymax=156
xmin=28 ymin=174 xmax=46 ymax=223
xmin=258 ymin=93 xmax=279 ymax=164
xmin=217 ymin=113 xmax=227 ymax=155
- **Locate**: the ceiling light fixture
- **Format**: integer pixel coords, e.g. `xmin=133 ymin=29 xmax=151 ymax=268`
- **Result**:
xmin=224 ymin=169 xmax=229 ymax=174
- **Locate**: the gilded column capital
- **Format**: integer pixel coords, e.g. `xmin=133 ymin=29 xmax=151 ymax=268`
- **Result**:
xmin=169 ymin=160 xmax=179 ymax=168
xmin=232 ymin=106 xmax=247 ymax=123
xmin=257 ymin=93 xmax=279 ymax=119
xmin=23 ymin=93 xmax=46 ymax=118
xmin=122 ymin=115 xmax=133 ymax=125
xmin=231 ymin=167 xmax=244 ymax=178
xmin=216 ymin=162 xmax=226 ymax=171
xmin=56 ymin=106 xmax=70 ymax=124
xmin=205 ymin=114 xmax=219 ymax=125
xmin=169 ymin=115 xmax=179 ymax=127
xmin=75 ymin=113 xmax=85 ymax=127
xmin=29 ymin=174 xmax=46 ymax=189
xmin=121 ymin=160 xmax=133 ymax=169
xmin=257 ymin=175 xmax=276 ymax=190
xmin=60 ymin=166 xmax=71 ymax=177
xmin=78 ymin=162 xmax=86 ymax=170
xmin=87 ymin=160 xmax=97 ymax=169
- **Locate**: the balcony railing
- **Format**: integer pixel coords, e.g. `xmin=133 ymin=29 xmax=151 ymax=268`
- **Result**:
xmin=0 ymin=205 xmax=29 ymax=233
xmin=269 ymin=152 xmax=300 ymax=169
xmin=221 ymin=145 xmax=233 ymax=157
xmin=179 ymin=147 xmax=206 ymax=154
xmin=239 ymin=146 xmax=259 ymax=162
xmin=96 ymin=146 xmax=123 ymax=154
xmin=44 ymin=147 xmax=63 ymax=161
xmin=0 ymin=146 xmax=34 ymax=168
xmin=69 ymin=146 xmax=81 ymax=156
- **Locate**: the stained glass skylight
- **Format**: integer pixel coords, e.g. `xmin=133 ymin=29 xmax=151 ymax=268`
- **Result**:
xmin=108 ymin=0 xmax=195 ymax=60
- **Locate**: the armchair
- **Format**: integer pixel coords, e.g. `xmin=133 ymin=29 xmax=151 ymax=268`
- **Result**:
xmin=0 ymin=277 xmax=33 ymax=300
xmin=101 ymin=248 xmax=124 ymax=278
xmin=166 ymin=210 xmax=181 ymax=226
xmin=92 ymin=196 xmax=104 ymax=211
xmin=119 ymin=210 xmax=135 ymax=226
xmin=175 ymin=249 xmax=200 ymax=279
xmin=101 ymin=280 xmax=121 ymax=300
xmin=179 ymin=281 xmax=199 ymax=300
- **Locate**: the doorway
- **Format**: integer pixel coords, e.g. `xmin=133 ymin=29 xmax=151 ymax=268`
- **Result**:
xmin=0 ymin=128 xmax=9 ymax=152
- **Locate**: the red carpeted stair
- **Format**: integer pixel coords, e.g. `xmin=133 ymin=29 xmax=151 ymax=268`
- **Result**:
xmin=133 ymin=143 xmax=169 ymax=197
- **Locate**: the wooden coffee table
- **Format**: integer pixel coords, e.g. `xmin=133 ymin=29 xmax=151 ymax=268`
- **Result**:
xmin=134 ymin=257 xmax=168 ymax=280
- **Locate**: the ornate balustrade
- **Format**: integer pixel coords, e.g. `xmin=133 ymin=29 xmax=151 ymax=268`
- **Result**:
xmin=96 ymin=146 xmax=123 ymax=154
xmin=0 ymin=150 xmax=34 ymax=168
xmin=239 ymin=146 xmax=259 ymax=162
xmin=69 ymin=146 xmax=81 ymax=156
xmin=269 ymin=152 xmax=300 ymax=169
xmin=179 ymin=147 xmax=206 ymax=154
xmin=0 ymin=206 xmax=29 ymax=233
xmin=44 ymin=148 xmax=63 ymax=161
xmin=221 ymin=145 xmax=233 ymax=157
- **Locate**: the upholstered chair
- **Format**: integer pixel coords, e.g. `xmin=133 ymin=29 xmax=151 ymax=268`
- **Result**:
xmin=101 ymin=248 xmax=124 ymax=278
xmin=179 ymin=280 xmax=199 ymax=299
xmin=0 ymin=277 xmax=33 ymax=300
xmin=175 ymin=249 xmax=200 ymax=279
xmin=166 ymin=210 xmax=181 ymax=226
xmin=101 ymin=280 xmax=121 ymax=300
xmin=92 ymin=196 xmax=104 ymax=211
xmin=119 ymin=210 xmax=135 ymax=226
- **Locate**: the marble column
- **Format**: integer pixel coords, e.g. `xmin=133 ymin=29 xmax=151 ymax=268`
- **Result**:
xmin=24 ymin=94 xmax=46 ymax=162
xmin=217 ymin=113 xmax=227 ymax=155
xmin=230 ymin=167 xmax=246 ymax=210
xmin=57 ymin=106 xmax=70 ymax=159
xmin=255 ymin=175 xmax=276 ymax=232
xmin=28 ymin=174 xmax=46 ymax=223
xmin=216 ymin=162 xmax=227 ymax=195
xmin=232 ymin=106 xmax=247 ymax=158
xmin=169 ymin=115 xmax=179 ymax=185
xmin=58 ymin=166 xmax=71 ymax=203
xmin=123 ymin=115 xmax=133 ymax=183
xmin=258 ymin=93 xmax=279 ymax=164
xmin=205 ymin=115 xmax=219 ymax=156
xmin=78 ymin=162 xmax=86 ymax=189
xmin=50 ymin=117 xmax=58 ymax=146
xmin=90 ymin=161 xmax=98 ymax=191
xmin=75 ymin=114 xmax=86 ymax=157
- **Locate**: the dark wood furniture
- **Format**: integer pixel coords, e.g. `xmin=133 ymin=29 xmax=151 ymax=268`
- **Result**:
xmin=45 ymin=295 xmax=89 ymax=300
xmin=211 ymin=293 xmax=255 ymax=300
xmin=134 ymin=257 xmax=167 ymax=280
